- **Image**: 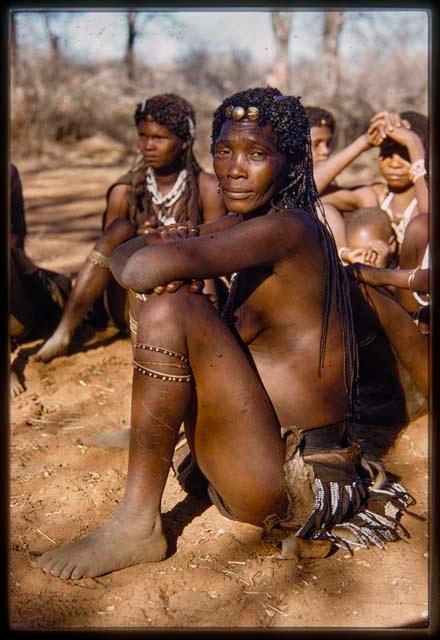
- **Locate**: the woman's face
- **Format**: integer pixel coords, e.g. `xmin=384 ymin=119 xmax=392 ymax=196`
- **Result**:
xmin=378 ymin=151 xmax=412 ymax=190
xmin=213 ymin=119 xmax=289 ymax=215
xmin=137 ymin=119 xmax=186 ymax=170
xmin=310 ymin=125 xmax=333 ymax=163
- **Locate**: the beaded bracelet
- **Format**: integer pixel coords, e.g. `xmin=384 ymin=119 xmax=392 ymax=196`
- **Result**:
xmin=88 ymin=249 xmax=110 ymax=269
xmin=407 ymin=266 xmax=421 ymax=291
xmin=410 ymin=159 xmax=427 ymax=183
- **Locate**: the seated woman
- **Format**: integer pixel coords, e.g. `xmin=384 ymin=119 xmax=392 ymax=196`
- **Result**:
xmin=34 ymin=94 xmax=226 ymax=363
xmin=38 ymin=87 xmax=422 ymax=581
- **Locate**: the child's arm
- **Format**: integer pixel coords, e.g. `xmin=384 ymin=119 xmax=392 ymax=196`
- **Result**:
xmin=314 ymin=134 xmax=372 ymax=194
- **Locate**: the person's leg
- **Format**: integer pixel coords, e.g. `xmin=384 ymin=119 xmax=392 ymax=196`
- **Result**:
xmin=34 ymin=218 xmax=135 ymax=362
xmin=106 ymin=278 xmax=129 ymax=331
xmin=38 ymin=287 xmax=287 ymax=579
xmin=10 ymin=251 xmax=35 ymax=398
xmin=361 ymin=284 xmax=428 ymax=396
xmin=10 ymin=249 xmax=35 ymax=341
xmin=81 ymin=291 xmax=141 ymax=449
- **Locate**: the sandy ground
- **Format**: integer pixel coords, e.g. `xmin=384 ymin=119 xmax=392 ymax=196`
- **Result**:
xmin=9 ymin=148 xmax=429 ymax=630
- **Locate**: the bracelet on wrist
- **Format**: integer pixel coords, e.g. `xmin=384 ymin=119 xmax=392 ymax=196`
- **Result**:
xmin=407 ymin=266 xmax=421 ymax=291
xmin=409 ymin=159 xmax=427 ymax=184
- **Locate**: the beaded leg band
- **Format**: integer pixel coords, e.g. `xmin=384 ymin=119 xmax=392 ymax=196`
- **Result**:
xmin=133 ymin=343 xmax=192 ymax=383
xmin=88 ymin=249 xmax=111 ymax=270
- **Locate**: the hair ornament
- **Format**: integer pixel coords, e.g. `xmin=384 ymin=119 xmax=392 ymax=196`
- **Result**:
xmin=140 ymin=96 xmax=148 ymax=112
xmin=187 ymin=116 xmax=195 ymax=139
xmin=224 ymin=105 xmax=260 ymax=121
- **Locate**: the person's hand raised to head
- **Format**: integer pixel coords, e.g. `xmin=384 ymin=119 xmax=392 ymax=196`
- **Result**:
xmin=367 ymin=111 xmax=411 ymax=145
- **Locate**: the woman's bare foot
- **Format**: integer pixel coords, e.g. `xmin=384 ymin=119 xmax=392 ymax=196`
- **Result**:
xmin=38 ymin=512 xmax=167 ymax=579
xmin=10 ymin=370 xmax=25 ymax=398
xmin=33 ymin=328 xmax=71 ymax=362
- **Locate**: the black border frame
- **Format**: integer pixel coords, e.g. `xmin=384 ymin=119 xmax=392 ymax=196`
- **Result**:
xmin=2 ymin=2 xmax=438 ymax=638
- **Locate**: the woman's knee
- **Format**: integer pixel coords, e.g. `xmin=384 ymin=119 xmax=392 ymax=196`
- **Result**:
xmin=137 ymin=288 xmax=209 ymax=338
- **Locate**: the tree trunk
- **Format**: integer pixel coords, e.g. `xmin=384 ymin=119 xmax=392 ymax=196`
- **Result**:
xmin=322 ymin=12 xmax=345 ymax=102
xmin=43 ymin=13 xmax=61 ymax=73
xmin=270 ymin=12 xmax=293 ymax=93
xmin=125 ymin=11 xmax=137 ymax=82
xmin=11 ymin=12 xmax=18 ymax=68
xmin=11 ymin=12 xmax=19 ymax=84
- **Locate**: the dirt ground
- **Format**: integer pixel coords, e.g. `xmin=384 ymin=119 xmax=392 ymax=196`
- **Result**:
xmin=9 ymin=146 xmax=430 ymax=630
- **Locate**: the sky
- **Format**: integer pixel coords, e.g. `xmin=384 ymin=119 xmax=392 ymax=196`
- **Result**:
xmin=15 ymin=10 xmax=429 ymax=66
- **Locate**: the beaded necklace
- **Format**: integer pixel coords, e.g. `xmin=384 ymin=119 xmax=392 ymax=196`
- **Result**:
xmin=145 ymin=167 xmax=187 ymax=225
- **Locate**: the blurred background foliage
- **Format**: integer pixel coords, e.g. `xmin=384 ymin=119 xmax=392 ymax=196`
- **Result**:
xmin=10 ymin=10 xmax=428 ymax=177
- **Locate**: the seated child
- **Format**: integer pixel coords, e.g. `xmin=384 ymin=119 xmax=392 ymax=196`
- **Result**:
xmin=338 ymin=207 xmax=398 ymax=268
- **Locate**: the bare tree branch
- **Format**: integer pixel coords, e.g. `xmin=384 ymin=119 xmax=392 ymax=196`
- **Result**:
xmin=322 ymin=11 xmax=345 ymax=102
xmin=269 ymin=11 xmax=293 ymax=92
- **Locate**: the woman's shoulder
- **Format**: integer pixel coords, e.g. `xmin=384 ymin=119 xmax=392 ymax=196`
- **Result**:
xmin=267 ymin=206 xmax=319 ymax=235
xmin=197 ymin=170 xmax=217 ymax=191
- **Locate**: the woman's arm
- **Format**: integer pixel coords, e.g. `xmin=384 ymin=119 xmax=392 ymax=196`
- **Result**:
xmin=347 ymin=263 xmax=429 ymax=293
xmin=110 ymin=213 xmax=244 ymax=287
xmin=117 ymin=212 xmax=302 ymax=293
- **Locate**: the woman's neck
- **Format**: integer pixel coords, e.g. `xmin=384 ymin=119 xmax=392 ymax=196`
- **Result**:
xmin=150 ymin=159 xmax=185 ymax=183
xmin=388 ymin=184 xmax=416 ymax=209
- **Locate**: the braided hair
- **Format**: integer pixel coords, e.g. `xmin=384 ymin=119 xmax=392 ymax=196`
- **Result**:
xmin=304 ymin=106 xmax=336 ymax=134
xmin=212 ymin=87 xmax=358 ymax=418
xmin=129 ymin=94 xmax=203 ymax=226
